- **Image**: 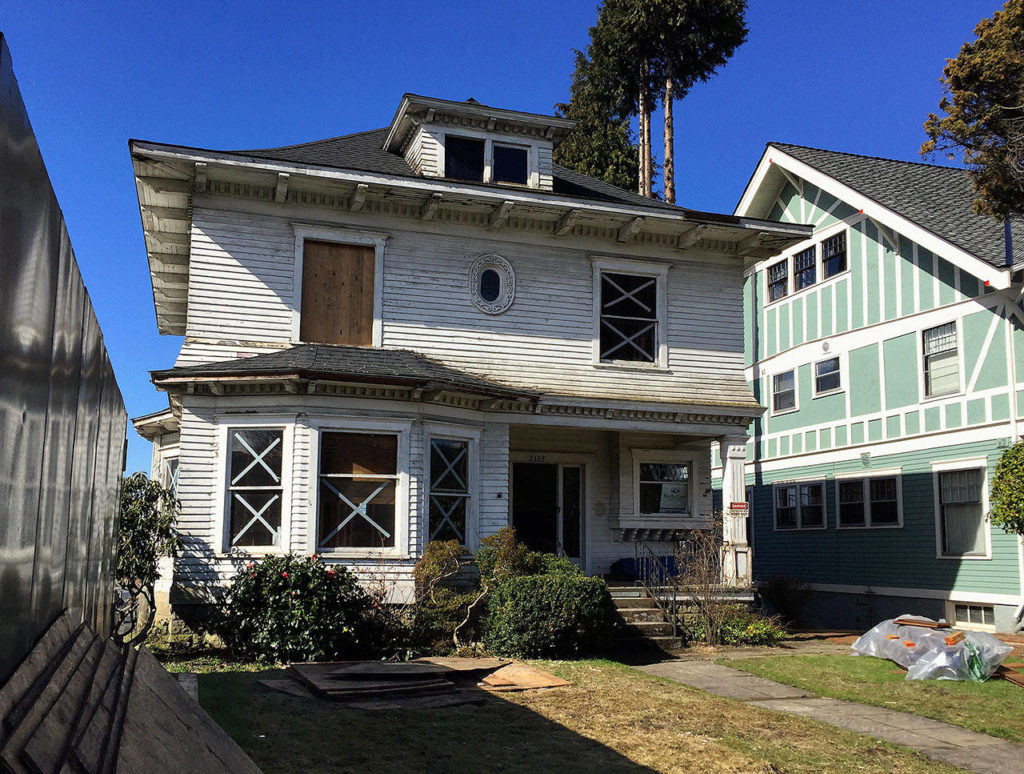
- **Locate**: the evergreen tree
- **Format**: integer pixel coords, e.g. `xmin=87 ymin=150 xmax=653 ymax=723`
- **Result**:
xmin=922 ymin=0 xmax=1024 ymax=218
xmin=554 ymin=51 xmax=640 ymax=192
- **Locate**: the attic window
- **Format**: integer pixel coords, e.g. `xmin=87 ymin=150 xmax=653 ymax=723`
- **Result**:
xmin=493 ymin=144 xmax=528 ymax=185
xmin=445 ymin=136 xmax=485 ymax=181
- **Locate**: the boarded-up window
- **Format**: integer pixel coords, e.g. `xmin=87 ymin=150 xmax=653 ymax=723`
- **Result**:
xmin=318 ymin=432 xmax=398 ymax=549
xmin=300 ymin=240 xmax=375 ymax=346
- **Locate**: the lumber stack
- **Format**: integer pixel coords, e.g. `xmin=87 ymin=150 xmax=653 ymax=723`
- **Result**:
xmin=0 ymin=612 xmax=259 ymax=773
xmin=288 ymin=661 xmax=461 ymax=702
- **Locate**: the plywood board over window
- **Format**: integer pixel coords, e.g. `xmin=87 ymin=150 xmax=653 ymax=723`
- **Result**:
xmin=300 ymin=240 xmax=375 ymax=346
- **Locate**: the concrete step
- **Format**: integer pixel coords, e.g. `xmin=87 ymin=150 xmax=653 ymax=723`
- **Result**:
xmin=621 ymin=620 xmax=676 ymax=637
xmin=647 ymin=635 xmax=684 ymax=651
xmin=616 ymin=607 xmax=664 ymax=623
xmin=608 ymin=587 xmax=646 ymax=599
xmin=613 ymin=597 xmax=658 ymax=610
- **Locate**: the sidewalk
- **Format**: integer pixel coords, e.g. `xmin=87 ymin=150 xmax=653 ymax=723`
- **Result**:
xmin=640 ymin=660 xmax=1022 ymax=774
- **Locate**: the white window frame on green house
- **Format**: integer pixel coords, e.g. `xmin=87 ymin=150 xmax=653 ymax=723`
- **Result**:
xmin=771 ymin=368 xmax=798 ymax=415
xmin=834 ymin=470 xmax=903 ymax=529
xmin=424 ymin=424 xmax=481 ymax=550
xmin=945 ymin=601 xmax=996 ymax=632
xmin=766 ymin=258 xmax=789 ymax=302
xmin=772 ymin=480 xmax=826 ymax=531
xmin=931 ymin=458 xmax=991 ymax=560
xmin=591 ymin=257 xmax=669 ymax=370
xmin=214 ymin=418 xmax=294 ymax=556
xmin=632 ymin=449 xmax=698 ymax=519
xmin=921 ymin=320 xmax=962 ymax=399
xmin=812 ymin=355 xmax=842 ymax=397
xmin=307 ymin=418 xmax=412 ymax=559
xmin=761 ymin=223 xmax=851 ymax=307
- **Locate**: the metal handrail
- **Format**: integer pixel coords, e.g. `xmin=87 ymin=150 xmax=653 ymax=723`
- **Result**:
xmin=634 ymin=541 xmax=679 ymax=636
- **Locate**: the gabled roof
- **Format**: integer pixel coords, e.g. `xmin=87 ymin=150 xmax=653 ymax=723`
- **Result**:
xmin=756 ymin=143 xmax=1023 ymax=271
xmin=151 ymin=344 xmax=538 ymax=401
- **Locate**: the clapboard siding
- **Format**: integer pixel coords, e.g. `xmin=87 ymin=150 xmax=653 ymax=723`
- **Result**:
xmin=478 ymin=422 xmax=510 ymax=543
xmin=180 ymin=205 xmax=753 ymax=407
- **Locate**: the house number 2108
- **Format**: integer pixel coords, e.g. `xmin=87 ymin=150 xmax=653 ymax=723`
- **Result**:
xmin=527 ymin=455 xmax=546 ymax=463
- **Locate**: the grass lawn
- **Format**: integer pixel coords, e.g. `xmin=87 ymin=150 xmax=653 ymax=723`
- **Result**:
xmin=195 ymin=659 xmax=959 ymax=773
xmin=719 ymin=653 xmax=1024 ymax=745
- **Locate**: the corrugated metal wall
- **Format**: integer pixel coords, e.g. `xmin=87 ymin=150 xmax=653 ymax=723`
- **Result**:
xmin=0 ymin=32 xmax=127 ymax=684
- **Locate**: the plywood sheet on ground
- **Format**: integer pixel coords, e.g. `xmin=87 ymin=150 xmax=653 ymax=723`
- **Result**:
xmin=479 ymin=663 xmax=571 ymax=692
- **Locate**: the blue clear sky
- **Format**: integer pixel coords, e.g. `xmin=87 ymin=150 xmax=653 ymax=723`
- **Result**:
xmin=1 ymin=0 xmax=998 ymax=474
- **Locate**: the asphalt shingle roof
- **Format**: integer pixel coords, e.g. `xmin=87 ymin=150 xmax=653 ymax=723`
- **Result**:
xmin=231 ymin=128 xmax=689 ymax=215
xmin=152 ymin=344 xmax=538 ymax=400
xmin=770 ymin=143 xmax=1023 ymax=269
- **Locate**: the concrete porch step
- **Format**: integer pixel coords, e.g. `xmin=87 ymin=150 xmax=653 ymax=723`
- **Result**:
xmin=617 ymin=607 xmax=664 ymax=623
xmin=613 ymin=596 xmax=658 ymax=609
xmin=621 ymin=620 xmax=676 ymax=638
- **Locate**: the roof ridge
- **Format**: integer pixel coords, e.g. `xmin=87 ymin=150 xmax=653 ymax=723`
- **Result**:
xmin=768 ymin=141 xmax=967 ymax=174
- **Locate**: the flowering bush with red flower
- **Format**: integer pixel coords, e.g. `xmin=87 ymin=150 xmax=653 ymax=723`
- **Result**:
xmin=219 ymin=553 xmax=378 ymax=662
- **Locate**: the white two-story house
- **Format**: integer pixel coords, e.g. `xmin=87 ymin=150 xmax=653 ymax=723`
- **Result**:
xmin=131 ymin=94 xmax=809 ymax=610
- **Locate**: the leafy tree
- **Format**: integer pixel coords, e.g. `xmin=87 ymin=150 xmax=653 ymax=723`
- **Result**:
xmin=990 ymin=440 xmax=1024 ymax=535
xmin=554 ymin=50 xmax=640 ymax=192
xmin=114 ymin=472 xmax=180 ymax=644
xmin=922 ymin=0 xmax=1024 ymax=218
xmin=589 ymin=0 xmax=748 ymax=202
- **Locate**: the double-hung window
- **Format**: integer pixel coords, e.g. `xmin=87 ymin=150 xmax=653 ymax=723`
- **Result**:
xmin=767 ymin=259 xmax=788 ymax=301
xmin=772 ymin=369 xmax=796 ymax=413
xmin=821 ymin=232 xmax=846 ymax=278
xmin=428 ymin=438 xmax=471 ymax=544
xmin=162 ymin=456 xmax=179 ymax=496
xmin=793 ymin=247 xmax=816 ymax=289
xmin=923 ymin=323 xmax=960 ymax=397
xmin=837 ymin=475 xmax=901 ymax=527
xmin=937 ymin=468 xmax=987 ymax=557
xmin=814 ymin=357 xmax=841 ymax=395
xmin=317 ymin=432 xmax=398 ymax=550
xmin=598 ymin=270 xmax=660 ymax=364
xmin=774 ymin=482 xmax=825 ymax=529
xmin=226 ymin=428 xmax=284 ymax=549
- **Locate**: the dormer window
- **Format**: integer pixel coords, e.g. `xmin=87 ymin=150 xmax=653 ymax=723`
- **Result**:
xmin=493 ymin=144 xmax=528 ymax=184
xmin=443 ymin=134 xmax=533 ymax=186
xmin=444 ymin=136 xmax=485 ymax=181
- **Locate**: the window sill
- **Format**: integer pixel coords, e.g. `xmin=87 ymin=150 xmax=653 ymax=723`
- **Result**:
xmin=837 ymin=523 xmax=903 ymax=530
xmin=771 ymin=407 xmax=799 ymax=417
xmin=773 ymin=525 xmax=827 ymax=532
xmin=764 ymin=268 xmax=852 ymax=308
xmin=593 ymin=361 xmax=670 ymax=373
xmin=937 ymin=553 xmax=991 ymax=561
xmin=921 ymin=391 xmax=963 ymax=404
xmin=812 ymin=389 xmax=844 ymax=400
xmin=316 ymin=549 xmax=410 ymax=560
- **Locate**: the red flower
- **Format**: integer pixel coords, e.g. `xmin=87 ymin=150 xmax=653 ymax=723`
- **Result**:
xmin=246 ymin=562 xmax=254 ymax=569
xmin=281 ymin=572 xmax=288 ymax=578
xmin=327 ymin=569 xmax=335 ymax=577
xmin=310 ymin=553 xmax=318 ymax=561
xmin=249 ymin=574 xmax=255 ymax=579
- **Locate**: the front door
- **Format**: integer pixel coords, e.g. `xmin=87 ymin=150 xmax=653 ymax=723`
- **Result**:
xmin=511 ymin=462 xmax=583 ymax=562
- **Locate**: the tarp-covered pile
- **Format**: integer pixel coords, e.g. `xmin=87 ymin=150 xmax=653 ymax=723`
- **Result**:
xmin=852 ymin=615 xmax=1012 ymax=681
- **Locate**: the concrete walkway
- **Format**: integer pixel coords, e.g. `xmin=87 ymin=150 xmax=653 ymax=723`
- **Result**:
xmin=640 ymin=661 xmax=1022 ymax=774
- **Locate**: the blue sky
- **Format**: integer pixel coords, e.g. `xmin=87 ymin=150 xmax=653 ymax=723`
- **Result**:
xmin=1 ymin=0 xmax=999 ymax=473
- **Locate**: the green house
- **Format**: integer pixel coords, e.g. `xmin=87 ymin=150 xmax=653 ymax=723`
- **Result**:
xmin=718 ymin=143 xmax=1024 ymax=632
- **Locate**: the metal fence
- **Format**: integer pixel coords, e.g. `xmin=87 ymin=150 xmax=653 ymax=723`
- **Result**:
xmin=0 ymin=32 xmax=127 ymax=684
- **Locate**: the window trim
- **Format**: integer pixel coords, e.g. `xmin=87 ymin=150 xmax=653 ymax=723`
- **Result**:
xmin=945 ymin=600 xmax=997 ymax=632
xmin=215 ymin=419 xmax=294 ymax=556
xmin=772 ymin=479 xmax=827 ymax=531
xmin=932 ymin=458 xmax=991 ymax=560
xmin=591 ymin=257 xmax=669 ymax=370
xmin=833 ymin=469 xmax=904 ymax=529
xmin=812 ymin=355 xmax=843 ymax=398
xmin=307 ymin=418 xmax=412 ymax=559
xmin=292 ymin=224 xmax=388 ymax=347
xmin=424 ymin=424 xmax=481 ymax=551
xmin=631 ymin=449 xmax=698 ymax=519
xmin=771 ymin=368 xmax=798 ymax=415
xmin=920 ymin=319 xmax=964 ymax=401
xmin=763 ymin=223 xmax=851 ymax=308
xmin=440 ymin=131 xmax=540 ymax=188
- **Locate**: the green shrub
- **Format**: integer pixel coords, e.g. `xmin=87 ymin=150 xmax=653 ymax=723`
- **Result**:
xmin=991 ymin=440 xmax=1024 ymax=536
xmin=758 ymin=574 xmax=811 ymax=625
xmin=475 ymin=526 xmax=542 ymax=587
xmin=219 ymin=554 xmax=378 ymax=663
xmin=692 ymin=606 xmax=786 ymax=647
xmin=413 ymin=539 xmax=466 ymax=597
xmin=410 ymin=587 xmax=482 ymax=654
xmin=483 ymin=573 xmax=617 ymax=658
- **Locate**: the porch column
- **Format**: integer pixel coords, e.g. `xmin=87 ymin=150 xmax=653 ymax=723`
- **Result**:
xmin=718 ymin=435 xmax=751 ymax=587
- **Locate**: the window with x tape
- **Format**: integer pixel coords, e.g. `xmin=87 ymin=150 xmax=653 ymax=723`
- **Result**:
xmin=318 ymin=432 xmax=397 ymax=549
xmin=429 ymin=439 xmax=470 ymax=543
xmin=228 ymin=429 xmax=284 ymax=548
xmin=599 ymin=271 xmax=658 ymax=363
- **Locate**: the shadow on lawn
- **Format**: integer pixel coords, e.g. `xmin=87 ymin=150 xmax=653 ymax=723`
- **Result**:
xmin=199 ymin=670 xmax=654 ymax=774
